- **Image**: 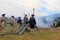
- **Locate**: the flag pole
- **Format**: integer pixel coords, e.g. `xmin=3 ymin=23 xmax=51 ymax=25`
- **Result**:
xmin=33 ymin=8 xmax=35 ymax=14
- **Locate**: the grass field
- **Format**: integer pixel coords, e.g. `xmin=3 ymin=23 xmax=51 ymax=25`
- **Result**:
xmin=0 ymin=24 xmax=60 ymax=40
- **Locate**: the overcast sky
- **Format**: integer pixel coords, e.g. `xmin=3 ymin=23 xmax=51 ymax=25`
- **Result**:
xmin=0 ymin=0 xmax=60 ymax=17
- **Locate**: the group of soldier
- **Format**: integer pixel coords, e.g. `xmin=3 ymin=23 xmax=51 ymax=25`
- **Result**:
xmin=0 ymin=14 xmax=38 ymax=35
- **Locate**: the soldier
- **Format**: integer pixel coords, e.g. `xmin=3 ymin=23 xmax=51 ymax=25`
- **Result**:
xmin=0 ymin=14 xmax=6 ymax=31
xmin=29 ymin=14 xmax=37 ymax=32
xmin=23 ymin=15 xmax=29 ymax=30
xmin=10 ymin=16 xmax=16 ymax=32
xmin=17 ymin=17 xmax=22 ymax=27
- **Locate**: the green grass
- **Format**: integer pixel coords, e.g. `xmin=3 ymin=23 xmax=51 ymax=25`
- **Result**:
xmin=0 ymin=24 xmax=60 ymax=40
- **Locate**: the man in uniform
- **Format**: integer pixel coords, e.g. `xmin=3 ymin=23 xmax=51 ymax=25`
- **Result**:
xmin=29 ymin=14 xmax=37 ymax=32
xmin=0 ymin=14 xmax=6 ymax=31
xmin=10 ymin=16 xmax=16 ymax=32
xmin=17 ymin=17 xmax=22 ymax=27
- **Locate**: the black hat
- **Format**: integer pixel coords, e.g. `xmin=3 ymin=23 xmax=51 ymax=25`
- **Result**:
xmin=31 ymin=14 xmax=34 ymax=16
xmin=2 ymin=14 xmax=5 ymax=16
xmin=25 ymin=14 xmax=27 ymax=16
xmin=19 ymin=17 xmax=21 ymax=18
xmin=11 ymin=16 xmax=14 ymax=18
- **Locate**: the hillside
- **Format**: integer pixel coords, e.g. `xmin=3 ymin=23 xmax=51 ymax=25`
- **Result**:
xmin=0 ymin=27 xmax=60 ymax=40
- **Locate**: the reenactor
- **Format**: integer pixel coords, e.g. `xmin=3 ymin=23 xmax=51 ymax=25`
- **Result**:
xmin=10 ymin=16 xmax=16 ymax=32
xmin=29 ymin=14 xmax=37 ymax=32
xmin=0 ymin=14 xmax=6 ymax=31
xmin=17 ymin=17 xmax=22 ymax=27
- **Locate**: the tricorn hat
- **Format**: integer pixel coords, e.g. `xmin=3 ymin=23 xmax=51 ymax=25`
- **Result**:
xmin=31 ymin=14 xmax=34 ymax=16
xmin=25 ymin=14 xmax=27 ymax=16
xmin=2 ymin=14 xmax=5 ymax=16
xmin=19 ymin=17 xmax=21 ymax=18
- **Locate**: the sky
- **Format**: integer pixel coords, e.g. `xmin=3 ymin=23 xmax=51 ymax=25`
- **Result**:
xmin=0 ymin=0 xmax=60 ymax=17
